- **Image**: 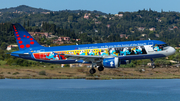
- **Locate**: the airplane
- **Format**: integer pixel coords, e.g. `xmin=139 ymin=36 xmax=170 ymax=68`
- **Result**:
xmin=11 ymin=23 xmax=176 ymax=74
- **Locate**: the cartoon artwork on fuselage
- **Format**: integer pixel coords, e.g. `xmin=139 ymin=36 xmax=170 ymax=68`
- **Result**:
xmin=62 ymin=46 xmax=147 ymax=57
xmin=33 ymin=46 xmax=148 ymax=60
xmin=46 ymin=52 xmax=57 ymax=60
xmin=45 ymin=52 xmax=63 ymax=60
xmin=108 ymin=46 xmax=147 ymax=56
xmin=33 ymin=51 xmax=66 ymax=61
xmin=100 ymin=49 xmax=109 ymax=56
xmin=152 ymin=44 xmax=163 ymax=51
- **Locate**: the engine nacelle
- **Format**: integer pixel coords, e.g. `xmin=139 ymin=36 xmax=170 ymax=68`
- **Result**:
xmin=103 ymin=57 xmax=120 ymax=68
xmin=121 ymin=60 xmax=131 ymax=64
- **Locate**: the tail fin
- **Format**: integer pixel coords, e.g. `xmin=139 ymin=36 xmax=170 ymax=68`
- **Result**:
xmin=12 ymin=23 xmax=42 ymax=50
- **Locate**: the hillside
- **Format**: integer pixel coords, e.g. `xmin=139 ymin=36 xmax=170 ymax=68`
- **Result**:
xmin=0 ymin=5 xmax=51 ymax=13
xmin=0 ymin=6 xmax=180 ymax=47
xmin=0 ymin=5 xmax=106 ymax=14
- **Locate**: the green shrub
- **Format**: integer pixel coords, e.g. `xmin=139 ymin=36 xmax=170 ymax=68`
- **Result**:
xmin=13 ymin=72 xmax=19 ymax=75
xmin=39 ymin=71 xmax=46 ymax=75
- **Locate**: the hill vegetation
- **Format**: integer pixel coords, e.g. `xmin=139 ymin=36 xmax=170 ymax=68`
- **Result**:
xmin=0 ymin=5 xmax=51 ymax=13
xmin=0 ymin=5 xmax=180 ymax=68
xmin=0 ymin=6 xmax=180 ymax=46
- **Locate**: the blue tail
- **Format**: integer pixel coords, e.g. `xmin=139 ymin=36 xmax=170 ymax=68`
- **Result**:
xmin=12 ymin=23 xmax=42 ymax=50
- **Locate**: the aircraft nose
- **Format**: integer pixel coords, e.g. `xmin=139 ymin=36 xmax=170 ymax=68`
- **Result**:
xmin=168 ymin=46 xmax=176 ymax=56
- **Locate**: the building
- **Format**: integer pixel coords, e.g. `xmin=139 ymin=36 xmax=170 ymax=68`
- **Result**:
xmin=48 ymin=35 xmax=58 ymax=39
xmin=6 ymin=45 xmax=18 ymax=51
xmin=94 ymin=29 xmax=98 ymax=33
xmin=158 ymin=19 xmax=162 ymax=22
xmin=155 ymin=34 xmax=160 ymax=38
xmin=102 ymin=15 xmax=107 ymax=18
xmin=28 ymin=32 xmax=52 ymax=38
xmin=120 ymin=34 xmax=126 ymax=38
xmin=173 ymin=26 xmax=178 ymax=29
xmin=106 ymin=24 xmax=111 ymax=28
xmin=109 ymin=17 xmax=115 ymax=20
xmin=58 ymin=37 xmax=70 ymax=42
xmin=138 ymin=27 xmax=145 ymax=31
xmin=73 ymin=39 xmax=81 ymax=41
xmin=115 ymin=14 xmax=123 ymax=17
xmin=136 ymin=15 xmax=142 ymax=18
xmin=84 ymin=13 xmax=91 ymax=19
xmin=141 ymin=34 xmax=147 ymax=37
xmin=149 ymin=28 xmax=155 ymax=31
xmin=70 ymin=64 xmax=81 ymax=68
xmin=41 ymin=12 xmax=50 ymax=14
xmin=69 ymin=63 xmax=91 ymax=68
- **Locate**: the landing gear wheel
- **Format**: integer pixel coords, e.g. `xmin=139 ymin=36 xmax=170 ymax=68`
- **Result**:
xmin=152 ymin=65 xmax=156 ymax=69
xmin=98 ymin=66 xmax=104 ymax=71
xmin=89 ymin=68 xmax=96 ymax=74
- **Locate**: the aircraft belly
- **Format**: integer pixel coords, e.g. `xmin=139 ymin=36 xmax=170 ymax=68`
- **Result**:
xmin=119 ymin=54 xmax=166 ymax=60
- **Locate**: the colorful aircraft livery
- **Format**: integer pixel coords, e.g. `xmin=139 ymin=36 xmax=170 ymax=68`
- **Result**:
xmin=11 ymin=23 xmax=176 ymax=74
xmin=33 ymin=46 xmax=148 ymax=61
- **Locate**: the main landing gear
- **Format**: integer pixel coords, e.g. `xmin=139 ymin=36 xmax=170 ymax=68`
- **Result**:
xmin=151 ymin=58 xmax=156 ymax=69
xmin=98 ymin=65 xmax=104 ymax=71
xmin=89 ymin=64 xmax=104 ymax=74
xmin=89 ymin=68 xmax=96 ymax=74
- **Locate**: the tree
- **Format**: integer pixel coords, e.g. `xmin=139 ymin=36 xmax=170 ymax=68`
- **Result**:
xmin=0 ymin=49 xmax=4 ymax=60
xmin=0 ymin=42 xmax=7 ymax=50
xmin=68 ymin=15 xmax=73 ymax=22
xmin=23 ymin=21 xmax=26 ymax=28
xmin=27 ymin=20 xmax=29 ymax=27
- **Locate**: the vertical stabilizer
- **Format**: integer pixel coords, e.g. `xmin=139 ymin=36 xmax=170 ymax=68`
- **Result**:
xmin=12 ymin=23 xmax=42 ymax=50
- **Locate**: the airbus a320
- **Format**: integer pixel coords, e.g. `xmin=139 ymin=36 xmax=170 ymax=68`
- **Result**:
xmin=11 ymin=23 xmax=176 ymax=74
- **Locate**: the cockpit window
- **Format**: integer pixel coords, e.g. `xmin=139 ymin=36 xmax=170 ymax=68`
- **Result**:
xmin=162 ymin=44 xmax=168 ymax=47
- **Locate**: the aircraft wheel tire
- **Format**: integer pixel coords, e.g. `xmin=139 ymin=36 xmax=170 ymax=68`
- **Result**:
xmin=89 ymin=68 xmax=96 ymax=74
xmin=152 ymin=65 xmax=156 ymax=69
xmin=98 ymin=66 xmax=104 ymax=71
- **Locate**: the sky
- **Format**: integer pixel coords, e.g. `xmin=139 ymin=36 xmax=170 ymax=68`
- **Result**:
xmin=0 ymin=0 xmax=180 ymax=14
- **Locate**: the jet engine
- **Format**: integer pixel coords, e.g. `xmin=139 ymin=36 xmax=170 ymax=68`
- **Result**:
xmin=102 ymin=57 xmax=120 ymax=68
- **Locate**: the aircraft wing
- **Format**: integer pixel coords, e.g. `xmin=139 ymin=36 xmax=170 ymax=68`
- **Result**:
xmin=64 ymin=54 xmax=104 ymax=63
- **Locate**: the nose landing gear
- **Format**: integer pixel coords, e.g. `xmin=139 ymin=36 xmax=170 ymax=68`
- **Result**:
xmin=151 ymin=58 xmax=156 ymax=69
